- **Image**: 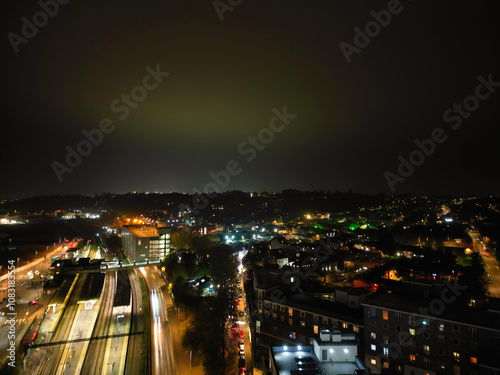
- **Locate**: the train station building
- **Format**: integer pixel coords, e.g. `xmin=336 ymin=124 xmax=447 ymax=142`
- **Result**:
xmin=121 ymin=225 xmax=172 ymax=263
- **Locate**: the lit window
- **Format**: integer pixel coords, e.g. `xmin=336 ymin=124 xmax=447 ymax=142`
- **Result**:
xmin=438 ymin=322 xmax=445 ymax=332
xmin=383 ymin=361 xmax=389 ymax=369
xmin=409 ymin=328 xmax=416 ymax=336
xmin=371 ymin=344 xmax=377 ymax=351
xmin=453 ymin=352 xmax=460 ymax=363
xmin=300 ymin=321 xmax=305 ymax=327
xmin=342 ymin=322 xmax=348 ymax=329
xmin=410 ymin=354 xmax=416 ymax=363
xmin=423 ymin=345 xmax=430 ymax=355
xmin=289 ymin=308 xmax=293 ymax=317
xmin=370 ymin=359 xmax=377 ymax=365
xmin=383 ymin=310 xmax=389 ymax=320
xmin=383 ymin=347 xmax=389 ymax=356
xmin=313 ymin=325 xmax=318 ymax=334
xmin=470 ymin=357 xmax=477 ymax=364
xmin=371 ymin=332 xmax=376 ymax=340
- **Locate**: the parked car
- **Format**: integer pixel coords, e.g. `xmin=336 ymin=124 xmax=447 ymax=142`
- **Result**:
xmin=238 ymin=340 xmax=244 ymax=350
xmin=238 ymin=330 xmax=244 ymax=339
xmin=231 ymin=324 xmax=238 ymax=331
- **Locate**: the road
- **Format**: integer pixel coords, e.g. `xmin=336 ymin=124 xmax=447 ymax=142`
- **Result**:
xmin=469 ymin=230 xmax=500 ymax=297
xmin=140 ymin=267 xmax=177 ymax=375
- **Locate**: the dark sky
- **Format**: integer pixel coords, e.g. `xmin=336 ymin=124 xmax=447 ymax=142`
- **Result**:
xmin=2 ymin=0 xmax=499 ymax=199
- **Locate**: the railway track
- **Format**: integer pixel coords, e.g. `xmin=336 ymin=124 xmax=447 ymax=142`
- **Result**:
xmin=38 ymin=273 xmax=88 ymax=375
xmin=81 ymin=271 xmax=116 ymax=375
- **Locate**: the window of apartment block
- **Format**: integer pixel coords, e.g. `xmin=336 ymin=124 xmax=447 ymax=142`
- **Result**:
xmin=370 ymin=320 xmax=376 ymax=327
xmin=395 ymin=312 xmax=401 ymax=323
xmin=313 ymin=315 xmax=318 ymax=323
xmin=470 ymin=342 xmax=477 ymax=350
xmin=300 ymin=321 xmax=306 ymax=327
xmin=272 ymin=313 xmax=277 ymax=319
xmin=409 ymin=315 xmax=416 ymax=326
xmin=289 ymin=318 xmax=293 ymax=326
xmin=371 ymin=344 xmax=377 ymax=351
xmin=469 ymin=327 xmax=477 ymax=338
xmin=265 ymin=311 xmax=270 ymax=318
xmin=313 ymin=325 xmax=318 ymax=334
xmin=438 ymin=361 xmax=445 ymax=370
xmin=423 ymin=345 xmax=430 ymax=355
xmin=332 ymin=320 xmax=338 ymax=329
xmin=410 ymin=342 xmax=416 ymax=352
xmin=353 ymin=326 xmax=359 ymax=333
xmin=281 ymin=316 xmax=285 ymax=322
xmin=438 ymin=322 xmax=445 ymax=332
xmin=383 ymin=361 xmax=389 ymax=369
xmin=410 ymin=354 xmax=416 ymax=363
xmin=369 ymin=307 xmax=376 ymax=318
xmin=265 ymin=301 xmax=270 ymax=308
xmin=453 ymin=324 xmax=460 ymax=334
xmin=383 ymin=347 xmax=389 ymax=356
xmin=343 ymin=322 xmax=348 ymax=329
xmin=280 ymin=306 xmax=285 ymax=312
xmin=453 ymin=338 xmax=460 ymax=346
xmin=438 ymin=335 xmax=444 ymax=342
xmin=395 ymin=325 xmax=401 ymax=332
xmin=258 ymin=308 xmax=262 ymax=315
xmin=299 ymin=334 xmax=306 ymax=342
xmin=383 ymin=310 xmax=389 ymax=320
xmin=300 ymin=311 xmax=306 ymax=318
xmin=470 ymin=357 xmax=477 ymax=364
xmin=289 ymin=308 xmax=293 ymax=317
xmin=409 ymin=328 xmax=416 ymax=336
xmin=370 ymin=359 xmax=377 ymax=365
xmin=396 ymin=365 xmax=402 ymax=372
xmin=258 ymin=301 xmax=262 ymax=308
xmin=256 ymin=320 xmax=261 ymax=333
xmin=423 ymin=357 xmax=430 ymax=369
xmin=289 ymin=332 xmax=296 ymax=339
xmin=438 ymin=348 xmax=445 ymax=356
xmin=383 ymin=336 xmax=389 ymax=345
xmin=423 ymin=331 xmax=430 ymax=339
xmin=383 ymin=323 xmax=389 ymax=330
xmin=371 ymin=332 xmax=376 ymax=340
xmin=138 ymin=240 xmax=141 ymax=245
xmin=323 ymin=317 xmax=328 ymax=324
xmin=272 ymin=304 xmax=277 ymax=310
xmin=453 ymin=352 xmax=460 ymax=363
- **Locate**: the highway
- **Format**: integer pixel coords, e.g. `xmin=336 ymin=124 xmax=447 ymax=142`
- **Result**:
xmin=140 ymin=267 xmax=177 ymax=375
xmin=469 ymin=230 xmax=500 ymax=298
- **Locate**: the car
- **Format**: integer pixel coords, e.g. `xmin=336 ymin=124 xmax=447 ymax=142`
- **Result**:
xmin=238 ymin=330 xmax=244 ymax=339
xmin=234 ymin=297 xmax=240 ymax=302
xmin=239 ymin=311 xmax=244 ymax=317
xmin=238 ymin=295 xmax=242 ymax=300
xmin=28 ymin=300 xmax=38 ymax=305
xmin=231 ymin=324 xmax=238 ymax=332
xmin=484 ymin=253 xmax=490 ymax=257
xmin=238 ymin=357 xmax=246 ymax=368
xmin=239 ymin=368 xmax=247 ymax=375
xmin=489 ymin=279 xmax=493 ymax=284
xmin=235 ymin=306 xmax=239 ymax=311
xmin=238 ymin=340 xmax=244 ymax=350
xmin=239 ymin=349 xmax=245 ymax=356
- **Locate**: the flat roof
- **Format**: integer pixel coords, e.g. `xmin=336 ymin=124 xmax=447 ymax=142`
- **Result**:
xmin=124 ymin=225 xmax=159 ymax=238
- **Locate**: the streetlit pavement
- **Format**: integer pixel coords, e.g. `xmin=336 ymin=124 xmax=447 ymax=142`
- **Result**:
xmin=469 ymin=230 xmax=500 ymax=298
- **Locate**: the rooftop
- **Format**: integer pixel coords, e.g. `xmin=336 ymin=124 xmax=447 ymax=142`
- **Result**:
xmin=123 ymin=225 xmax=160 ymax=238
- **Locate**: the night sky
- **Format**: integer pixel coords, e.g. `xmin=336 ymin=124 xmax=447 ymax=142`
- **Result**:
xmin=2 ymin=0 xmax=499 ymax=198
